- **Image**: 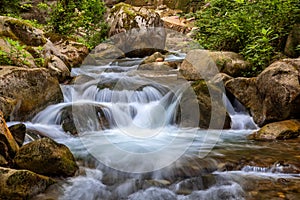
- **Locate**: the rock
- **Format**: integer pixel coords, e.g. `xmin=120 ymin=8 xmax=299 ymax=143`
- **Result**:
xmin=108 ymin=3 xmax=166 ymax=57
xmin=138 ymin=62 xmax=171 ymax=70
xmin=47 ymin=55 xmax=71 ymax=82
xmin=8 ymin=123 xmax=26 ymax=147
xmin=226 ymin=59 xmax=300 ymax=126
xmin=0 ymin=96 xmax=17 ymax=121
xmin=86 ymin=43 xmax=125 ymax=66
xmin=248 ymin=120 xmax=300 ymax=140
xmin=0 ymin=38 xmax=37 ymax=68
xmin=61 ymin=104 xmax=110 ymax=135
xmin=209 ymin=73 xmax=233 ymax=86
xmin=208 ymin=51 xmax=250 ymax=77
xmin=53 ymin=40 xmax=89 ymax=68
xmin=284 ymin=23 xmax=300 ymax=58
xmin=0 ymin=154 xmax=8 ymax=166
xmin=192 ymin=80 xmax=231 ymax=129
xmin=105 ymin=0 xmax=126 ymax=7
xmin=13 ymin=138 xmax=78 ymax=177
xmin=179 ymin=50 xmax=219 ymax=81
xmin=0 ymin=111 xmax=19 ymax=162
xmin=0 ymin=167 xmax=55 ymax=199
xmin=0 ymin=16 xmax=46 ymax=46
xmin=0 ymin=67 xmax=63 ymax=121
xmin=163 ymin=0 xmax=202 ymax=12
xmin=141 ymin=52 xmax=165 ymax=64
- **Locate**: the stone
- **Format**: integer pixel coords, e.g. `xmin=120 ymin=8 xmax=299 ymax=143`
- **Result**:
xmin=0 ymin=67 xmax=63 ymax=121
xmin=140 ymin=52 xmax=165 ymax=64
xmin=8 ymin=123 xmax=26 ymax=147
xmin=47 ymin=55 xmax=71 ymax=82
xmin=138 ymin=62 xmax=171 ymax=70
xmin=226 ymin=58 xmax=300 ymax=126
xmin=108 ymin=3 xmax=166 ymax=57
xmin=13 ymin=138 xmax=78 ymax=177
xmin=86 ymin=43 xmax=125 ymax=66
xmin=248 ymin=120 xmax=300 ymax=140
xmin=284 ymin=23 xmax=300 ymax=58
xmin=0 ymin=16 xmax=46 ymax=46
xmin=0 ymin=111 xmax=19 ymax=161
xmin=0 ymin=167 xmax=55 ymax=199
xmin=209 ymin=73 xmax=233 ymax=86
xmin=192 ymin=80 xmax=231 ymax=129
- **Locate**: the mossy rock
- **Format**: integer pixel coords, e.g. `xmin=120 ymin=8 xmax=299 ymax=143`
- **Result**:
xmin=0 ymin=167 xmax=55 ymax=199
xmin=13 ymin=137 xmax=78 ymax=177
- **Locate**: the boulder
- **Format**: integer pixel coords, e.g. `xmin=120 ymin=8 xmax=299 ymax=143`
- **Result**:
xmin=0 ymin=67 xmax=63 ymax=121
xmin=0 ymin=16 xmax=46 ymax=46
xmin=192 ymin=80 xmax=231 ymax=129
xmin=141 ymin=52 xmax=165 ymax=64
xmin=8 ymin=123 xmax=26 ymax=147
xmin=0 ymin=96 xmax=17 ymax=121
xmin=284 ymin=23 xmax=300 ymax=58
xmin=0 ymin=167 xmax=55 ymax=199
xmin=47 ymin=55 xmax=71 ymax=82
xmin=0 ymin=111 xmax=19 ymax=162
xmin=108 ymin=3 xmax=166 ymax=57
xmin=248 ymin=120 xmax=300 ymax=140
xmin=179 ymin=50 xmax=250 ymax=81
xmin=209 ymin=73 xmax=233 ymax=86
xmin=86 ymin=43 xmax=125 ymax=66
xmin=226 ymin=59 xmax=300 ymax=126
xmin=13 ymin=137 xmax=78 ymax=177
xmin=138 ymin=62 xmax=171 ymax=70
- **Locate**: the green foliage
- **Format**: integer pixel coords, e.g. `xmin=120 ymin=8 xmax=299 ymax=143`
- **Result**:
xmin=0 ymin=0 xmax=21 ymax=15
xmin=195 ymin=0 xmax=300 ymax=76
xmin=49 ymin=0 xmax=108 ymax=49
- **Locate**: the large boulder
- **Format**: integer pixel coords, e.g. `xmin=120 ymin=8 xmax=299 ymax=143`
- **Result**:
xmin=0 ymin=167 xmax=55 ymax=199
xmin=0 ymin=67 xmax=63 ymax=121
xmin=0 ymin=112 xmax=19 ymax=164
xmin=226 ymin=59 xmax=300 ymax=126
xmin=108 ymin=3 xmax=166 ymax=57
xmin=13 ymin=138 xmax=78 ymax=177
xmin=192 ymin=80 xmax=231 ymax=129
xmin=248 ymin=119 xmax=300 ymax=140
xmin=179 ymin=50 xmax=250 ymax=81
xmin=8 ymin=123 xmax=26 ymax=147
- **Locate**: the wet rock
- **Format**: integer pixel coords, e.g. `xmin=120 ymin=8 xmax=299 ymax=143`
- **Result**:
xmin=0 ymin=111 xmax=19 ymax=162
xmin=0 ymin=67 xmax=63 ymax=121
xmin=8 ymin=123 xmax=26 ymax=147
xmin=0 ymin=96 xmax=16 ymax=121
xmin=86 ymin=43 xmax=125 ymax=66
xmin=141 ymin=52 xmax=165 ymax=64
xmin=209 ymin=73 xmax=233 ymax=86
xmin=108 ymin=3 xmax=166 ymax=57
xmin=284 ymin=23 xmax=300 ymax=58
xmin=47 ymin=55 xmax=71 ymax=82
xmin=0 ymin=16 xmax=46 ymax=46
xmin=248 ymin=120 xmax=300 ymax=140
xmin=192 ymin=80 xmax=231 ymax=129
xmin=13 ymin=137 xmax=78 ymax=177
xmin=138 ymin=62 xmax=171 ymax=70
xmin=0 ymin=167 xmax=55 ymax=199
xmin=226 ymin=59 xmax=300 ymax=126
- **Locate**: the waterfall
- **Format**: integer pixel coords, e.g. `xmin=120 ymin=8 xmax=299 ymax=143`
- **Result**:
xmin=222 ymin=94 xmax=257 ymax=130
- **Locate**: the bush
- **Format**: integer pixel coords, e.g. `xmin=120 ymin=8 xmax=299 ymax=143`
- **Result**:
xmin=0 ymin=0 xmax=21 ymax=15
xmin=195 ymin=0 xmax=300 ymax=76
xmin=49 ymin=0 xmax=108 ymax=49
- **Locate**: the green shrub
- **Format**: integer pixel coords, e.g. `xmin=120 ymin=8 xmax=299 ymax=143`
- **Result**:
xmin=195 ymin=0 xmax=300 ymax=76
xmin=0 ymin=0 xmax=21 ymax=15
xmin=49 ymin=0 xmax=108 ymax=49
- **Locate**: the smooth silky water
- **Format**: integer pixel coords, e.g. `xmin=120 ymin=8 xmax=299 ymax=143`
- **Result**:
xmin=9 ymin=54 xmax=300 ymax=200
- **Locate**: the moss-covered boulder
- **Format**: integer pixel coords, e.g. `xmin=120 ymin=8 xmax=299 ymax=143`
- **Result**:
xmin=0 ymin=111 xmax=19 ymax=163
xmin=248 ymin=119 xmax=300 ymax=140
xmin=0 ymin=16 xmax=46 ymax=46
xmin=108 ymin=3 xmax=165 ymax=57
xmin=0 ymin=167 xmax=55 ymax=199
xmin=0 ymin=67 xmax=63 ymax=121
xmin=192 ymin=80 xmax=231 ymax=129
xmin=13 ymin=138 xmax=78 ymax=177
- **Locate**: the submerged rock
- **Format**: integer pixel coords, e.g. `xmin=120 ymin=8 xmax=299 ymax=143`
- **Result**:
xmin=226 ymin=59 xmax=300 ymax=126
xmin=0 ymin=67 xmax=63 ymax=121
xmin=0 ymin=111 xmax=19 ymax=163
xmin=248 ymin=119 xmax=300 ymax=140
xmin=0 ymin=167 xmax=55 ymax=199
xmin=13 ymin=138 xmax=78 ymax=177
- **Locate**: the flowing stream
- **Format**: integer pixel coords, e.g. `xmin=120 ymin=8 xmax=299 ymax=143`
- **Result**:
xmin=11 ymin=53 xmax=300 ymax=200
